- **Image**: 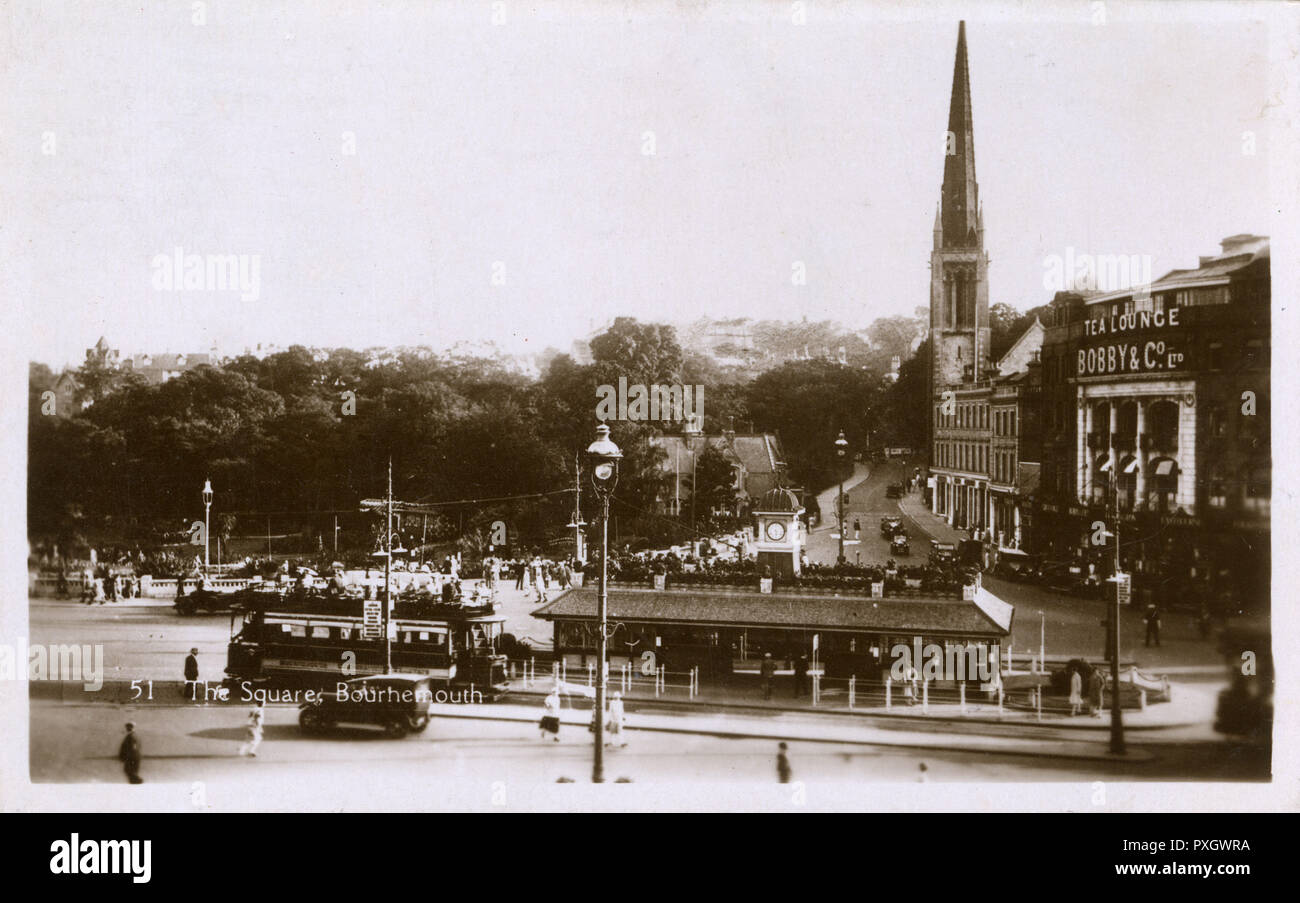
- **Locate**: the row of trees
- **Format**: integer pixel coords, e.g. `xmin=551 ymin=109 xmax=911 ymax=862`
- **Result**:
xmin=29 ymin=307 xmax=1041 ymax=557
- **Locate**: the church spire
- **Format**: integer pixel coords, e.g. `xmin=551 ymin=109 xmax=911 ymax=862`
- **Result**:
xmin=941 ymin=21 xmax=979 ymax=248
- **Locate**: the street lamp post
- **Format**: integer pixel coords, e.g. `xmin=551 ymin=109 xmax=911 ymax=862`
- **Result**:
xmin=1108 ymin=468 xmax=1126 ymax=754
xmin=834 ymin=431 xmax=848 ymax=565
xmin=585 ymin=424 xmax=622 ymax=784
xmin=201 ymin=479 xmax=213 ymax=572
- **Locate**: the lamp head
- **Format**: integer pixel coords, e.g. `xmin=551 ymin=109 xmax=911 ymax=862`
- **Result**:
xmin=202 ymin=478 xmax=214 ymax=506
xmin=586 ymin=424 xmax=622 ymax=494
xmin=835 ymin=430 xmax=848 ymax=457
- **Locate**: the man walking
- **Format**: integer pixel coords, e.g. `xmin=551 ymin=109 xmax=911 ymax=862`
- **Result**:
xmin=1144 ymin=604 xmax=1162 ymax=647
xmin=760 ymin=652 xmax=776 ymax=701
xmin=776 ymin=742 xmax=792 ymax=784
xmin=119 ymin=722 xmax=143 ymax=784
xmin=239 ymin=702 xmax=265 ymax=757
xmin=183 ymin=648 xmax=200 ymax=701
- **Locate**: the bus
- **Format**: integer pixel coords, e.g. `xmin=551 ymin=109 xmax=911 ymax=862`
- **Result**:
xmin=224 ymin=589 xmax=510 ymax=697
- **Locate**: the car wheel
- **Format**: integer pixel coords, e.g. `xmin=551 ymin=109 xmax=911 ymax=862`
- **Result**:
xmin=299 ymin=708 xmax=323 ymax=734
xmin=410 ymin=714 xmax=430 ymax=733
xmin=385 ymin=718 xmax=409 ymax=739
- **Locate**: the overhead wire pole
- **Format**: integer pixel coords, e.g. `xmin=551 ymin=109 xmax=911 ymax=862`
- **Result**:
xmin=384 ymin=456 xmax=394 ymax=674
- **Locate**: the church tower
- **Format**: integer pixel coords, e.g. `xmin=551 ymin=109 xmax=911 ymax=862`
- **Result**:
xmin=930 ymin=21 xmax=991 ymax=389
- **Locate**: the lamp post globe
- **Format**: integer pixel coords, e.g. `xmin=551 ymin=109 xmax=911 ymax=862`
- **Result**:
xmin=201 ymin=478 xmax=214 ymax=572
xmin=584 ymin=423 xmax=621 ymax=783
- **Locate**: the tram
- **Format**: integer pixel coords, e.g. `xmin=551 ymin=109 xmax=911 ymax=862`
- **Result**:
xmin=224 ymin=587 xmax=510 ymax=698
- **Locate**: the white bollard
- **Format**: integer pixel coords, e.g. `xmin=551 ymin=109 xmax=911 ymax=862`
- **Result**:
xmin=959 ymin=682 xmax=966 ymax=714
xmin=587 ymin=662 xmax=594 ymax=688
xmin=922 ymin=679 xmax=929 ymax=712
xmin=1007 ymin=646 xmax=1013 ymax=672
xmin=1140 ymin=688 xmax=1147 ymax=711
xmin=997 ymin=687 xmax=1004 ymax=715
xmin=885 ymin=677 xmax=891 ymax=709
xmin=561 ymin=659 xmax=567 ymax=684
xmin=1036 ymin=686 xmax=1042 ymax=722
xmin=849 ymin=676 xmax=856 ymax=709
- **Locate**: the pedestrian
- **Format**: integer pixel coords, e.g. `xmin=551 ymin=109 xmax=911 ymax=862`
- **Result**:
xmin=776 ymin=742 xmax=792 ymax=784
xmin=917 ymin=762 xmax=929 ymax=783
xmin=539 ymin=686 xmax=562 ymax=742
xmin=606 ymin=691 xmax=627 ymax=748
xmin=183 ymin=648 xmax=200 ymax=701
xmin=119 ymin=722 xmax=143 ymax=784
xmin=853 ymin=518 xmax=861 ymax=540
xmin=239 ymin=702 xmax=265 ymax=757
xmin=794 ymin=653 xmax=809 ymax=698
xmin=760 ymin=652 xmax=776 ymax=701
xmin=904 ymin=664 xmax=919 ymax=706
xmin=1088 ymin=669 xmax=1104 ymax=718
xmin=1069 ymin=668 xmax=1083 ymax=716
xmin=1144 ymin=604 xmax=1162 ymax=647
xmin=515 ymin=561 xmax=526 ymax=591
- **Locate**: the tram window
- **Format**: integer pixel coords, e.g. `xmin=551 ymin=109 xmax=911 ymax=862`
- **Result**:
xmin=340 ymin=628 xmax=352 ymax=640
xmin=419 ymin=631 xmax=430 ymax=641
xmin=311 ymin=626 xmax=330 ymax=639
xmin=289 ymin=625 xmax=306 ymax=638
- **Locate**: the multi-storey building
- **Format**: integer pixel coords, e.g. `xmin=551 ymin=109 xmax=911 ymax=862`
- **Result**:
xmin=1036 ymin=234 xmax=1271 ymax=613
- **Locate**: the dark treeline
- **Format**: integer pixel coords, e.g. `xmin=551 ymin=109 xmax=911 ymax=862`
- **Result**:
xmin=29 ymin=310 xmax=1029 ymax=555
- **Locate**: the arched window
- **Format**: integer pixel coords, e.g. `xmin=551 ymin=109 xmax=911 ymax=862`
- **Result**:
xmin=1147 ymin=401 xmax=1179 ymax=453
xmin=1148 ymin=457 xmax=1179 ymax=512
xmin=1117 ymin=455 xmax=1138 ymax=511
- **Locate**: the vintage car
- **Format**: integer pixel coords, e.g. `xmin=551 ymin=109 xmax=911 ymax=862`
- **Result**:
xmin=879 ymin=516 xmax=904 ymax=537
xmin=890 ymin=533 xmax=910 ymax=556
xmin=298 ymin=674 xmax=436 ymax=738
xmin=886 ymin=483 xmax=905 ymax=499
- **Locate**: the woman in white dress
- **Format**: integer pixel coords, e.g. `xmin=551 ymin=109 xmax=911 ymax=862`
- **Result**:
xmin=1069 ymin=669 xmax=1084 ymax=716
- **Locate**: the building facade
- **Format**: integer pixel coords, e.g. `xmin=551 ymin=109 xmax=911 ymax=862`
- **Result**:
xmin=1036 ymin=234 xmax=1271 ymax=613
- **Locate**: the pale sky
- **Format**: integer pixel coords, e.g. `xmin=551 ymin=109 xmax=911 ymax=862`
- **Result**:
xmin=2 ymin=0 xmax=1280 ymax=369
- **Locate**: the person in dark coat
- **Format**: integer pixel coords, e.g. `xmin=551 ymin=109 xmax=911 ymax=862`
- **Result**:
xmin=183 ymin=648 xmax=200 ymax=701
xmin=760 ymin=652 xmax=776 ymax=700
xmin=119 ymin=722 xmax=142 ymax=784
xmin=794 ymin=654 xmax=809 ymax=697
xmin=1144 ymin=604 xmax=1162 ymax=647
xmin=776 ymin=742 xmax=792 ymax=783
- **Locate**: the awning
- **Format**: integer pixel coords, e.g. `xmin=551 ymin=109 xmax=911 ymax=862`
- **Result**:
xmin=1154 ymin=459 xmax=1176 ymax=476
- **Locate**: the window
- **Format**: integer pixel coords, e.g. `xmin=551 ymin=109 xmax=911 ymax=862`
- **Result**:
xmin=1208 ymin=467 xmax=1227 ymax=509
xmin=1154 ymin=295 xmax=1165 ymax=314
xmin=1123 ymin=300 xmax=1134 ymax=316
xmin=1244 ymin=466 xmax=1270 ymax=515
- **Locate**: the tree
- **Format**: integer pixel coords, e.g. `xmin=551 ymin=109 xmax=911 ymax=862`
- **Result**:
xmin=693 ymin=445 xmax=738 ymax=521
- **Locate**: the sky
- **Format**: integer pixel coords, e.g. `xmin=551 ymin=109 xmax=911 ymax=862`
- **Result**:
xmin=2 ymin=0 xmax=1281 ymax=370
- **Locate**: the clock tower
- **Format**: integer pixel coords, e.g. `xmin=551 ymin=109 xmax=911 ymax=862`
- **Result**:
xmin=930 ymin=21 xmax=991 ymax=390
xmin=753 ymin=488 xmax=805 ymax=578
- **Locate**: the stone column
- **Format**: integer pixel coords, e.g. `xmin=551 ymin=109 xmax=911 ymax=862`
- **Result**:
xmin=1135 ymin=400 xmax=1147 ymax=504
xmin=1179 ymin=396 xmax=1196 ymax=511
xmin=1083 ymin=401 xmax=1095 ymax=500
xmin=1107 ymin=402 xmax=1118 ymax=503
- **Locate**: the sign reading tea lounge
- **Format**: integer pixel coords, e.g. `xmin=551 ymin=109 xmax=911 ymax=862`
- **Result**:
xmin=1077 ymin=306 xmax=1185 ymax=376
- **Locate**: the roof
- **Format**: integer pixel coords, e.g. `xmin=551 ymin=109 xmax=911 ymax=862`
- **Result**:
xmin=533 ymin=586 xmax=1013 ymax=637
xmin=650 ymin=433 xmax=784 ymax=477
xmin=753 ymin=487 xmax=802 ymax=513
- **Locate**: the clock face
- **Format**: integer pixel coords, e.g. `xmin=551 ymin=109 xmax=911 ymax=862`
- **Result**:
xmin=766 ymin=521 xmax=787 ymax=542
